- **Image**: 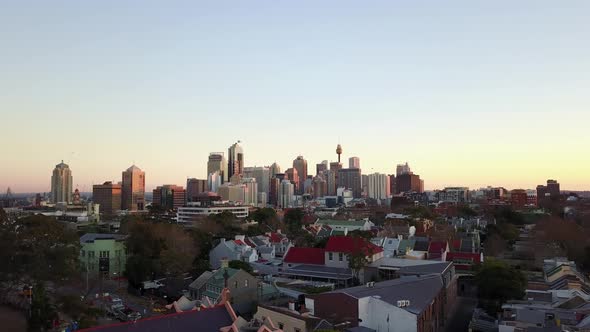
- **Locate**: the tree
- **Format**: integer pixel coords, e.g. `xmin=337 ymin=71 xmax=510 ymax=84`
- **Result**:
xmin=284 ymin=208 xmax=304 ymax=236
xmin=0 ymin=213 xmax=80 ymax=285
xmin=28 ymin=282 xmax=57 ymax=331
xmin=475 ymin=259 xmax=526 ymax=315
xmin=493 ymin=207 xmax=525 ymax=225
xmin=458 ymin=205 xmax=478 ymax=218
xmin=228 ymin=260 xmax=253 ymax=274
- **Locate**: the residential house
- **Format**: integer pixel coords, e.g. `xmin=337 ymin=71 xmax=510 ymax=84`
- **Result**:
xmin=254 ymin=304 xmax=333 ymax=332
xmin=189 ymin=263 xmax=261 ymax=314
xmin=79 ymin=233 xmax=127 ymax=278
xmin=314 ymin=219 xmax=374 ymax=235
xmin=79 ymin=288 xmax=282 ymax=332
xmin=210 ymin=236 xmax=259 ymax=269
xmin=283 ymin=248 xmax=326 ymax=268
xmin=307 ymin=275 xmax=446 ymax=332
xmin=324 ymin=236 xmax=384 ymax=269
xmin=445 ymin=252 xmax=483 ymax=273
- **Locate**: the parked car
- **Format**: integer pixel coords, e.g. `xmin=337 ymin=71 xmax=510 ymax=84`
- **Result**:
xmin=142 ymin=280 xmax=164 ymax=290
xmin=115 ymin=307 xmax=141 ymax=322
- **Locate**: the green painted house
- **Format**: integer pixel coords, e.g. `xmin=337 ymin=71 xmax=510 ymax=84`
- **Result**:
xmin=80 ymin=233 xmax=127 ymax=278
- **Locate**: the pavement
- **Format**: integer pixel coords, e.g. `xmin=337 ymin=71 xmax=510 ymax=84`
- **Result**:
xmin=445 ymin=296 xmax=477 ymax=332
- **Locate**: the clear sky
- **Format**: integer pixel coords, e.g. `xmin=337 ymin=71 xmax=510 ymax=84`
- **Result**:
xmin=1 ymin=1 xmax=589 ymax=193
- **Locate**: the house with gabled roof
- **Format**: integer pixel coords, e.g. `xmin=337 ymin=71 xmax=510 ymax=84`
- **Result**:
xmin=210 ymin=235 xmax=259 ymax=269
xmin=324 ymin=236 xmax=384 ymax=268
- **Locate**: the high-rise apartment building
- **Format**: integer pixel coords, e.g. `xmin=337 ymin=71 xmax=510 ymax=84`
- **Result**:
xmin=367 ymin=173 xmax=390 ymax=200
xmin=207 ymin=153 xmax=228 ymax=183
xmin=92 ymin=181 xmax=121 ymax=215
xmin=153 ymin=185 xmax=186 ymax=210
xmin=278 ymin=179 xmax=294 ymax=208
xmin=228 ymin=142 xmax=244 ymax=180
xmin=51 ymin=160 xmax=73 ymax=204
xmin=537 ymin=179 xmax=560 ymax=200
xmin=241 ymin=177 xmax=258 ymax=206
xmin=349 ymin=157 xmax=360 ymax=169
xmin=293 ymin=156 xmax=308 ymax=195
xmin=122 ymin=165 xmax=145 ymax=211
xmin=337 ymin=168 xmax=362 ymax=198
xmin=186 ymin=178 xmax=208 ymax=203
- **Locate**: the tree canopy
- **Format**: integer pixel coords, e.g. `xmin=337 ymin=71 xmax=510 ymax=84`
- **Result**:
xmin=475 ymin=259 xmax=526 ymax=315
xmin=228 ymin=260 xmax=254 ymax=274
xmin=0 ymin=211 xmax=80 ymax=285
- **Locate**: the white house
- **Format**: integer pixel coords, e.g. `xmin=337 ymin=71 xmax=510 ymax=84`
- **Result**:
xmin=209 ymin=235 xmax=258 ymax=269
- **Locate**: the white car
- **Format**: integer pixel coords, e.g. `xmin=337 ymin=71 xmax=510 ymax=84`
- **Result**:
xmin=141 ymin=280 xmax=164 ymax=290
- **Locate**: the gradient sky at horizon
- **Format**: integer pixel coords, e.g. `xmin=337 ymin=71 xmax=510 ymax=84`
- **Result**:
xmin=1 ymin=1 xmax=589 ymax=193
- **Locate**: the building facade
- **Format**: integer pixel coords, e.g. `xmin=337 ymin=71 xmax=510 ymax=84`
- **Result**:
xmin=80 ymin=233 xmax=127 ymax=277
xmin=337 ymin=168 xmax=362 ymax=198
xmin=367 ymin=173 xmax=390 ymax=200
xmin=152 ymin=185 xmax=186 ymax=210
xmin=278 ymin=179 xmax=294 ymax=208
xmin=51 ymin=160 xmax=73 ymax=204
xmin=349 ymin=157 xmax=360 ymax=169
xmin=207 ymin=152 xmax=228 ymax=183
xmin=228 ymin=142 xmax=244 ymax=180
xmin=293 ymin=156 xmax=308 ymax=195
xmin=92 ymin=181 xmax=121 ymax=215
xmin=176 ymin=203 xmax=249 ymax=223
xmin=121 ymin=165 xmax=145 ymax=211
xmin=186 ymin=178 xmax=208 ymax=203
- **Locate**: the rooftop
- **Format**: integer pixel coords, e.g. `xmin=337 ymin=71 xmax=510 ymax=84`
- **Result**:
xmin=325 ymin=236 xmax=383 ymax=256
xmin=80 ymin=233 xmax=126 ymax=244
xmin=284 ymin=247 xmax=326 ymax=265
xmin=332 ymin=275 xmax=443 ymax=315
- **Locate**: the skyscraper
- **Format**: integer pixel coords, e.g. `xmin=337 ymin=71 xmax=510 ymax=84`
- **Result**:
xmin=312 ymin=173 xmax=328 ymax=198
xmin=278 ymin=179 xmax=294 ymax=208
xmin=122 ymin=165 xmax=145 ymax=211
xmin=285 ymin=168 xmax=299 ymax=193
xmin=207 ymin=153 xmax=228 ymax=183
xmin=270 ymin=162 xmax=281 ymax=178
xmin=244 ymin=166 xmax=270 ymax=198
xmin=396 ymin=173 xmax=422 ymax=194
xmin=241 ymin=177 xmax=258 ymax=206
xmin=92 ymin=181 xmax=121 ymax=215
xmin=51 ymin=160 xmax=73 ymax=204
xmin=208 ymin=171 xmax=222 ymax=193
xmin=228 ymin=141 xmax=244 ymax=180
xmin=396 ymin=162 xmax=412 ymax=177
xmin=337 ymin=168 xmax=362 ymax=198
xmin=349 ymin=157 xmax=360 ymax=169
xmin=316 ymin=160 xmax=328 ymax=176
xmin=293 ymin=156 xmax=308 ymax=195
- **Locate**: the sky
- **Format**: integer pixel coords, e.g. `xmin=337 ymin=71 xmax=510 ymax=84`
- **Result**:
xmin=1 ymin=1 xmax=589 ymax=193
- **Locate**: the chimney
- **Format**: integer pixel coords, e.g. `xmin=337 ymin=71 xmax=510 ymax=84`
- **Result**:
xmin=221 ymin=259 xmax=229 ymax=269
xmin=398 ymin=234 xmax=403 ymax=241
xmin=288 ymin=302 xmax=295 ymax=311
xmin=277 ymin=229 xmax=282 ymax=234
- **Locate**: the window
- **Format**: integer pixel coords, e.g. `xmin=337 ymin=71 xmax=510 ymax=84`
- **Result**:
xmin=278 ymin=323 xmax=284 ymax=329
xmin=234 ymin=281 xmax=238 ymax=288
xmin=81 ymin=250 xmax=85 ymax=257
xmin=328 ymin=252 xmax=333 ymax=261
xmin=99 ymin=251 xmax=109 ymax=258
xmin=244 ymin=279 xmax=249 ymax=287
xmin=339 ymin=253 xmax=343 ymax=261
xmin=88 ymin=251 xmax=95 ymax=258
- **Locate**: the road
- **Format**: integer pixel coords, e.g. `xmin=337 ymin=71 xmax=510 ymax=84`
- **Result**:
xmin=446 ymin=297 xmax=477 ymax=332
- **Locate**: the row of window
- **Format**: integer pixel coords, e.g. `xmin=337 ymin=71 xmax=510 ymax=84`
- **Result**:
xmin=81 ymin=249 xmax=124 ymax=259
xmin=327 ymin=252 xmax=346 ymax=262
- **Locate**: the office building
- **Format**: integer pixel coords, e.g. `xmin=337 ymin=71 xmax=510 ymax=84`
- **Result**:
xmin=510 ymin=189 xmax=528 ymax=208
xmin=337 ymin=168 xmax=362 ymax=198
xmin=316 ymin=160 xmax=328 ymax=176
xmin=152 ymin=185 xmax=186 ymax=210
xmin=438 ymin=187 xmax=469 ymax=203
xmin=349 ymin=157 xmax=360 ymax=169
xmin=396 ymin=172 xmax=422 ymax=194
xmin=207 ymin=153 xmax=228 ymax=183
xmin=186 ymin=178 xmax=208 ymax=203
xmin=177 ymin=203 xmax=249 ymax=224
xmin=396 ymin=162 xmax=412 ymax=177
xmin=228 ymin=141 xmax=244 ymax=180
xmin=537 ymin=179 xmax=561 ymax=199
xmin=269 ymin=177 xmax=280 ymax=207
xmin=121 ymin=165 xmax=145 ymax=211
xmin=269 ymin=162 xmax=281 ymax=178
xmin=217 ymin=184 xmax=245 ymax=203
xmin=208 ymin=171 xmax=222 ymax=193
xmin=367 ymin=173 xmax=390 ymax=200
xmin=92 ymin=181 xmax=122 ymax=215
xmin=278 ymin=179 xmax=294 ymax=208
xmin=51 ymin=160 xmax=73 ymax=204
xmin=243 ymin=166 xmax=270 ymax=198
xmin=292 ymin=156 xmax=308 ymax=195
xmin=312 ymin=173 xmax=328 ymax=198
xmin=285 ymin=168 xmax=299 ymax=193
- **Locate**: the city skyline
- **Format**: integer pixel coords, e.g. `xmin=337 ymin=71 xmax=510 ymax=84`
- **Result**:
xmin=1 ymin=1 xmax=589 ymax=192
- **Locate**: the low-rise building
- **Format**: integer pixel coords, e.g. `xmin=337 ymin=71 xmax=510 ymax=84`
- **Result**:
xmin=176 ymin=203 xmax=249 ymax=224
xmin=79 ymin=233 xmax=127 ymax=278
xmin=209 ymin=236 xmax=259 ymax=269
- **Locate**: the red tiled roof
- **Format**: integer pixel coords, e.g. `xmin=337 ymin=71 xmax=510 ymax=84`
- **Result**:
xmin=244 ymin=238 xmax=256 ymax=247
xmin=452 ymin=239 xmax=461 ymax=250
xmin=234 ymin=240 xmax=246 ymax=246
xmin=284 ymin=247 xmax=325 ymax=265
xmin=325 ymin=236 xmax=384 ymax=256
xmin=269 ymin=233 xmax=283 ymax=243
xmin=428 ymin=241 xmax=448 ymax=254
